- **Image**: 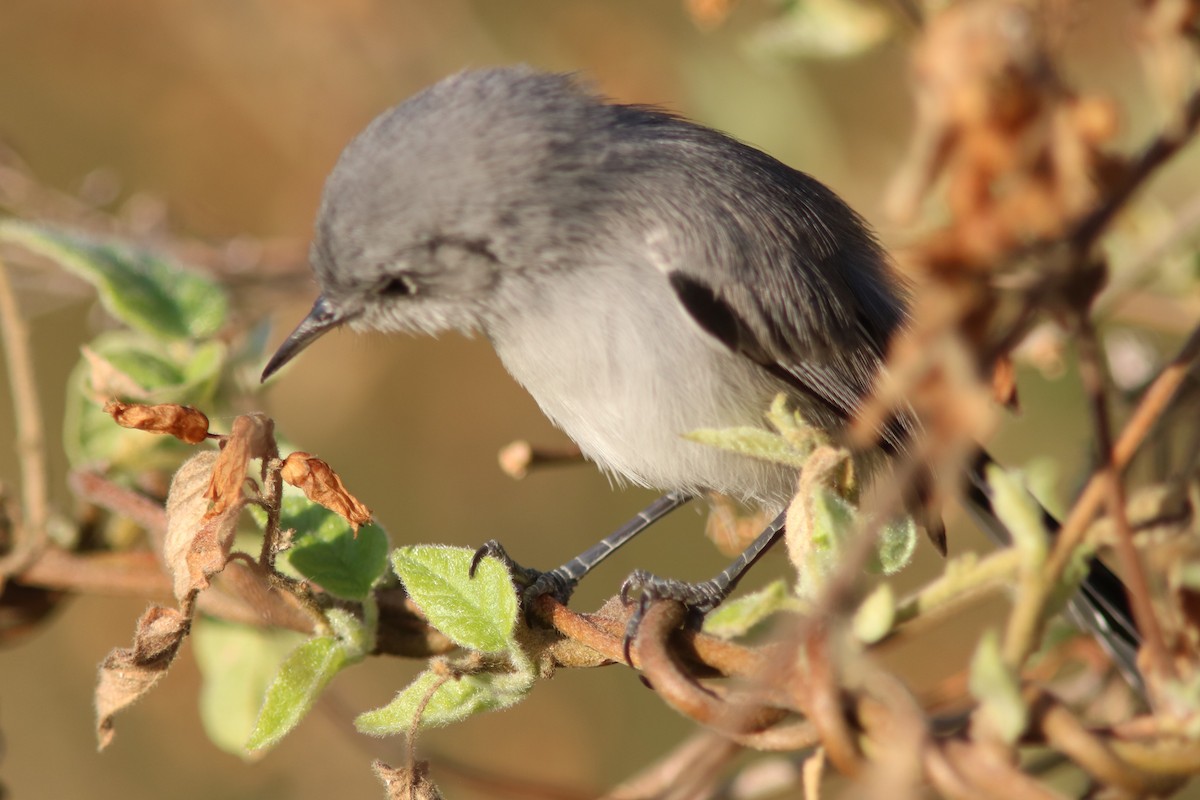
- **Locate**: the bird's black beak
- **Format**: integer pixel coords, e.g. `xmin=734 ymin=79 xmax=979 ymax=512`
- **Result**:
xmin=261 ymin=295 xmax=351 ymax=382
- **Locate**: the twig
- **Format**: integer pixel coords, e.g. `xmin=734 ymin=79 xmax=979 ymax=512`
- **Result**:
xmin=634 ymin=600 xmax=797 ymax=745
xmin=497 ymin=440 xmax=584 ymax=479
xmin=601 ymin=731 xmax=741 ymax=800
xmin=69 ymin=470 xmax=168 ymax=536
xmin=1033 ymin=694 xmax=1162 ymax=794
xmin=1044 ymin=321 xmax=1200 ymax=585
xmin=1072 ymin=87 xmax=1200 ymax=253
xmin=16 ymin=548 xmax=170 ymax=597
xmin=1074 ymin=317 xmax=1171 ymax=679
xmin=893 ymin=548 xmax=1023 ymax=629
xmin=258 ymin=453 xmax=285 ymax=569
xmin=0 ymin=253 xmax=48 ymax=578
xmin=1096 ymin=185 xmax=1200 ymax=318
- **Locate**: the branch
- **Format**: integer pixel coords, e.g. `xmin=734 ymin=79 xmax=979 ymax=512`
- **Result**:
xmin=1073 ymin=87 xmax=1200 ymax=253
xmin=1044 ymin=320 xmax=1200 ymax=583
xmin=0 ymin=254 xmax=48 ymax=579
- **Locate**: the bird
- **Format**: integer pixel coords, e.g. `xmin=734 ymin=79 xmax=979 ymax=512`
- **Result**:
xmin=261 ymin=66 xmax=1140 ymax=686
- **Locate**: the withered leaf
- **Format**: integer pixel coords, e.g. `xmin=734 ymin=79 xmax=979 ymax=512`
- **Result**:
xmin=281 ymin=452 xmax=372 ymax=531
xmin=104 ymin=400 xmax=210 ymax=444
xmin=165 ymin=451 xmax=221 ymax=601
xmin=187 ymin=502 xmax=245 ymax=598
xmin=991 ymin=354 xmax=1020 ymax=411
xmin=206 ymin=413 xmax=274 ymax=517
xmin=165 ymin=450 xmax=245 ymax=600
xmin=95 ymin=605 xmax=190 ymax=750
xmin=372 ymin=760 xmax=444 ymax=800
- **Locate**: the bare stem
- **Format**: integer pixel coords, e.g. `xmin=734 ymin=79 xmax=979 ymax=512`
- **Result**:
xmin=0 ymin=254 xmax=48 ymax=579
xmin=1074 ymin=317 xmax=1172 ymax=680
xmin=1045 ymin=321 xmax=1200 ymax=582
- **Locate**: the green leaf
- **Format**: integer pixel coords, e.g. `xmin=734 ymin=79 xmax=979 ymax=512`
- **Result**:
xmin=852 ymin=583 xmax=895 ymax=644
xmin=0 ymin=220 xmax=228 ymax=340
xmin=327 ymin=606 xmax=373 ymax=661
xmin=986 ymin=464 xmax=1049 ymax=567
xmin=65 ymin=332 xmax=226 ymax=470
xmin=765 ymin=393 xmax=821 ymax=452
xmin=685 ymin=426 xmax=809 ymax=469
xmin=245 ymin=635 xmax=349 ymax=752
xmin=871 ymin=515 xmax=918 ymax=576
xmin=748 ymin=0 xmax=893 ymax=61
xmin=703 ymin=579 xmax=797 ymax=638
xmin=793 ymin=487 xmax=857 ymax=598
xmin=286 ymin=500 xmax=389 ymax=602
xmin=192 ymin=618 xmax=305 ymax=758
xmin=391 ymin=546 xmax=518 ymax=653
xmin=355 ymin=668 xmax=533 ymax=736
xmin=969 ymin=629 xmax=1027 ymax=744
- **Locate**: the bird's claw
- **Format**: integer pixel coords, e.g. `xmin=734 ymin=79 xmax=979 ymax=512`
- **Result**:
xmin=619 ymin=570 xmax=726 ymax=665
xmin=470 ymin=540 xmax=578 ymax=616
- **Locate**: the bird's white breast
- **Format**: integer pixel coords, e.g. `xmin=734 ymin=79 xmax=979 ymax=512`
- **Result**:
xmin=486 ymin=262 xmax=799 ymax=511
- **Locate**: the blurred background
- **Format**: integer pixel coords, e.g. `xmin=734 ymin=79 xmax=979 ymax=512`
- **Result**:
xmin=0 ymin=1 xmax=1189 ymax=798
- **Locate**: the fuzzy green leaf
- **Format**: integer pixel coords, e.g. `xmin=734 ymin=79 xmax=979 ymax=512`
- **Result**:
xmin=852 ymin=583 xmax=895 ymax=644
xmin=193 ymin=618 xmax=305 ymax=758
xmin=793 ymin=487 xmax=857 ymax=598
xmin=986 ymin=464 xmax=1049 ymax=567
xmin=685 ymin=426 xmax=809 ymax=468
xmin=0 ymin=220 xmax=228 ymax=340
xmin=355 ymin=668 xmax=533 ymax=736
xmin=703 ymin=579 xmax=796 ymax=638
xmin=391 ymin=546 xmax=518 ymax=653
xmin=765 ymin=394 xmax=821 ymax=452
xmin=871 ymin=515 xmax=918 ymax=576
xmin=748 ymin=0 xmax=893 ymax=61
xmin=245 ymin=635 xmax=349 ymax=752
xmin=969 ymin=629 xmax=1027 ymax=744
xmin=287 ymin=502 xmax=389 ymax=601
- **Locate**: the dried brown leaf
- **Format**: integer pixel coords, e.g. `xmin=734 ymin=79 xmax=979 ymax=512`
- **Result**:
xmin=205 ymin=413 xmax=274 ymax=516
xmin=281 ymin=451 xmax=372 ymax=530
xmin=165 ymin=451 xmax=220 ymax=600
xmin=991 ymin=354 xmax=1020 ymax=411
xmin=186 ymin=502 xmax=244 ymax=598
xmin=104 ymin=400 xmax=210 ymax=444
xmin=705 ymin=494 xmax=773 ymax=558
xmin=95 ymin=605 xmax=189 ymax=750
xmin=372 ymin=760 xmax=444 ymax=800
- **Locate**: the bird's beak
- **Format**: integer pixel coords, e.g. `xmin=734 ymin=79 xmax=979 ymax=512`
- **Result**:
xmin=261 ymin=295 xmax=353 ymax=382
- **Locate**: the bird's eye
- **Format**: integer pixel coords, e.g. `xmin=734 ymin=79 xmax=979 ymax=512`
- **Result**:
xmin=378 ymin=274 xmax=417 ymax=297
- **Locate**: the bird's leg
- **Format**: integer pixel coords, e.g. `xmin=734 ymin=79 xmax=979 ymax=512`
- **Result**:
xmin=471 ymin=490 xmax=694 ymax=608
xmin=620 ymin=510 xmax=787 ymax=662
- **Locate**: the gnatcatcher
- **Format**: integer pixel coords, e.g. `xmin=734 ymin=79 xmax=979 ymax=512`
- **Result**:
xmin=262 ymin=67 xmax=1140 ymax=687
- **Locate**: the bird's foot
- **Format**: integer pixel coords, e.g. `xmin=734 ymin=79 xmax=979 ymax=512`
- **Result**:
xmin=470 ymin=540 xmax=578 ymax=613
xmin=618 ymin=570 xmax=727 ymax=665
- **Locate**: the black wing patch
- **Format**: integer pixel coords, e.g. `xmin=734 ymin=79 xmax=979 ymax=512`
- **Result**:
xmin=668 ymin=270 xmax=909 ymax=455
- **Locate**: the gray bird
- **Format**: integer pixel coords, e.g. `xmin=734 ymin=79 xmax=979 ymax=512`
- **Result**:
xmin=262 ymin=67 xmax=1139 ymax=684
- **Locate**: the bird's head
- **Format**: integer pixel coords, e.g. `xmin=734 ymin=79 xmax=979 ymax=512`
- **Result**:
xmin=262 ymin=66 xmax=611 ymax=381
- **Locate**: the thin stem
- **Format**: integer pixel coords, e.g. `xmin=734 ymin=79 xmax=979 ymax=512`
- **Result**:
xmin=1045 ymin=321 xmax=1200 ymax=581
xmin=1072 ymin=87 xmax=1200 ymax=252
xmin=1074 ymin=317 xmax=1171 ymax=679
xmin=0 ymin=254 xmax=47 ymax=578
